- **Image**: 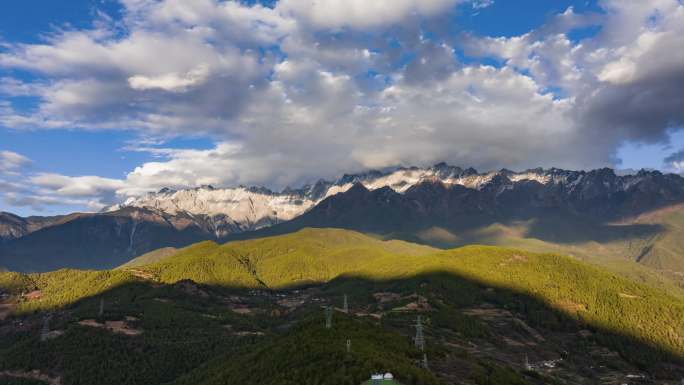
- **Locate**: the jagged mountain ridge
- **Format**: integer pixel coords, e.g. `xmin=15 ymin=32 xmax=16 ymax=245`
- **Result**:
xmin=106 ymin=163 xmax=684 ymax=228
xmin=1 ymin=163 xmax=683 ymax=272
xmin=0 ymin=212 xmax=82 ymax=242
xmin=0 ymin=207 xmax=232 ymax=272
xmin=276 ymin=168 xmax=684 ymax=234
xmin=231 ymin=166 xmax=684 ymax=288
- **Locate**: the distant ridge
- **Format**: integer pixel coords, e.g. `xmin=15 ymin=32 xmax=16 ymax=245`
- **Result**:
xmin=1 ymin=164 xmax=684 ymax=275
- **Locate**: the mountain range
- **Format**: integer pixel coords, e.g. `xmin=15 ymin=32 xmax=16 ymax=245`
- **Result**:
xmin=2 ymin=163 xmax=684 ymax=287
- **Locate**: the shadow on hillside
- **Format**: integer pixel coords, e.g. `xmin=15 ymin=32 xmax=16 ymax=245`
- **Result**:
xmin=2 ymin=269 xmax=682 ymax=384
xmin=3 ymin=200 xmax=675 ymax=275
xmin=225 ymin=209 xmax=666 ymax=249
xmin=323 ymin=272 xmax=683 ymax=373
xmin=514 ymin=211 xmax=664 ymax=245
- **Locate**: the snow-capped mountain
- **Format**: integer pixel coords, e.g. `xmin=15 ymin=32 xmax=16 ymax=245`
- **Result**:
xmin=3 ymin=163 xmax=684 ymax=272
xmin=102 ymin=164 xmax=494 ymax=233
xmin=106 ymin=186 xmax=316 ymax=233
xmin=107 ymin=163 xmax=683 ymax=231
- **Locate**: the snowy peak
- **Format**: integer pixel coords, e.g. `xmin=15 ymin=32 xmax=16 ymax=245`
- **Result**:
xmin=6 ymin=163 xmax=683 ymax=272
xmin=111 ymin=186 xmax=312 ymax=228
xmin=108 ymin=163 xmax=684 ymax=236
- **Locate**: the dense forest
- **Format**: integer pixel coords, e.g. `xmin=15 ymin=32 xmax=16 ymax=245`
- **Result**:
xmin=1 ymin=228 xmax=682 ymax=384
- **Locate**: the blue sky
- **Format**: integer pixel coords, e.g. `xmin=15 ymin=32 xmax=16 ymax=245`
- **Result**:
xmin=1 ymin=0 xmax=683 ymax=216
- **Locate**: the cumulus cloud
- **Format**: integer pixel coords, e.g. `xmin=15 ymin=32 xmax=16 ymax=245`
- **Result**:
xmin=579 ymin=2 xmax=684 ymax=144
xmin=128 ymin=64 xmax=210 ymax=92
xmin=0 ymin=173 xmax=125 ymax=213
xmin=0 ymin=151 xmax=31 ymax=175
xmin=0 ymin=0 xmax=683 ymax=214
xmin=0 ymin=3 xmax=277 ymax=136
xmin=665 ymin=149 xmax=684 ymax=173
xmin=2 ymin=191 xmax=104 ymax=213
xmin=462 ymin=0 xmax=684 ymax=146
xmin=276 ymin=0 xmax=461 ymax=30
xmin=29 ymin=173 xmax=125 ymax=198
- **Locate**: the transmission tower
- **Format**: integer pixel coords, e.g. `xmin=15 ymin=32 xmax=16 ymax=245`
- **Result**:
xmin=422 ymin=353 xmax=429 ymax=369
xmin=414 ymin=315 xmax=425 ymax=351
xmin=325 ymin=306 xmax=333 ymax=329
xmin=343 ymin=294 xmax=348 ymax=313
xmin=40 ymin=313 xmax=52 ymax=342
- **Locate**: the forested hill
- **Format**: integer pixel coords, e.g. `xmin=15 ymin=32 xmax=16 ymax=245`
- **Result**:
xmin=1 ymin=228 xmax=683 ymax=384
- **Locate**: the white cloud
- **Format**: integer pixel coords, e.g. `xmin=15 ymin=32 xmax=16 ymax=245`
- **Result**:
xmin=2 ymin=191 xmax=105 ymax=212
xmin=276 ymin=0 xmax=461 ymax=30
xmin=463 ymin=0 xmax=684 ymax=144
xmin=1 ymin=0 xmax=684 ymax=215
xmin=597 ymin=57 xmax=638 ymax=84
xmin=471 ymin=0 xmax=494 ymax=10
xmin=128 ymin=64 xmax=210 ymax=92
xmin=0 ymin=3 xmax=275 ymax=136
xmin=3 ymin=173 xmax=126 ymax=213
xmin=0 ymin=151 xmax=31 ymax=175
xmin=665 ymin=149 xmax=684 ymax=174
xmin=30 ymin=173 xmax=125 ymax=198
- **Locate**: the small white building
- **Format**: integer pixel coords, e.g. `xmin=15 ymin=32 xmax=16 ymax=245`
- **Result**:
xmin=369 ymin=373 xmax=394 ymax=383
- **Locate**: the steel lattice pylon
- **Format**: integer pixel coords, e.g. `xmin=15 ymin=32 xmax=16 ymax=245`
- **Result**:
xmin=324 ymin=306 xmax=333 ymax=328
xmin=40 ymin=313 xmax=53 ymax=342
xmin=414 ymin=315 xmax=425 ymax=351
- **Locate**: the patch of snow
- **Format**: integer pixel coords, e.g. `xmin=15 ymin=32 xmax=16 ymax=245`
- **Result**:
xmin=118 ymin=187 xmax=316 ymax=228
xmin=509 ymin=172 xmax=551 ymax=184
xmin=454 ymin=172 xmax=498 ymax=189
xmin=322 ymin=183 xmax=354 ymax=199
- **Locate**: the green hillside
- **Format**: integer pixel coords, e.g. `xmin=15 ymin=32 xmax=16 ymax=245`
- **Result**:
xmin=0 ymin=271 xmax=36 ymax=295
xmin=403 ymin=205 xmax=684 ymax=294
xmin=5 ymin=228 xmax=681 ymax=357
xmin=1 ymin=227 xmax=683 ymax=384
xmin=4 ymin=269 xmax=137 ymax=314
xmin=172 ymin=314 xmax=440 ymax=385
xmin=117 ymin=247 xmax=179 ymax=268
xmin=622 ymin=205 xmax=684 ymax=271
xmin=145 ymin=228 xmax=439 ymax=288
xmin=125 ymin=228 xmax=684 ymax=359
